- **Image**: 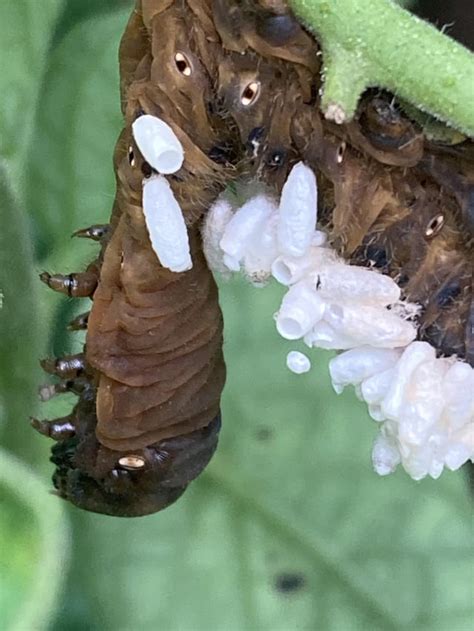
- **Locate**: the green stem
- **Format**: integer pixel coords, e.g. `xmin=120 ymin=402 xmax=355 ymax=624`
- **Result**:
xmin=288 ymin=0 xmax=474 ymax=135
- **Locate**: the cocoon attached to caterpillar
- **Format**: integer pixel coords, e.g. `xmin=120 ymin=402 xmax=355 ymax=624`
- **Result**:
xmin=204 ymin=156 xmax=473 ymax=481
xmin=132 ymin=114 xmax=184 ymax=174
xmin=277 ymin=162 xmax=318 ymax=257
xmin=142 ymin=175 xmax=192 ymax=272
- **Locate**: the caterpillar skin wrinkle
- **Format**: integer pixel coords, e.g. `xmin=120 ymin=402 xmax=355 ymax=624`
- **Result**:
xmin=35 ymin=0 xmax=473 ymax=516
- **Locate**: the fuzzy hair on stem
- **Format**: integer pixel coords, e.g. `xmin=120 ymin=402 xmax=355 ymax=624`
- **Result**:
xmin=288 ymin=0 xmax=474 ymax=135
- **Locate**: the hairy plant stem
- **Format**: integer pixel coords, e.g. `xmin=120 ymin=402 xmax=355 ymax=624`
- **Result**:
xmin=288 ymin=0 xmax=474 ymax=135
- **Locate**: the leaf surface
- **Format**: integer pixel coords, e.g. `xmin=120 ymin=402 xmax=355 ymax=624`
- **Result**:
xmin=25 ymin=8 xmax=126 ymax=260
xmin=0 ymin=0 xmax=63 ymax=189
xmin=0 ymin=449 xmax=69 ymax=631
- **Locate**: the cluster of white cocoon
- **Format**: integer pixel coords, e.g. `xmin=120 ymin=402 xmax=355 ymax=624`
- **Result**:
xmin=203 ymin=162 xmax=474 ymax=480
xmin=133 ymin=115 xmax=192 ymax=273
xmin=329 ymin=344 xmax=474 ymax=479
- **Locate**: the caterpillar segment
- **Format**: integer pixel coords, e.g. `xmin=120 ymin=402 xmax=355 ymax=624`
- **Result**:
xmin=34 ymin=0 xmax=473 ymax=515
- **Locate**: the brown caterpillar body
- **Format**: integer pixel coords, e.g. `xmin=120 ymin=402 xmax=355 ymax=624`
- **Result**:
xmin=35 ymin=0 xmax=473 ymax=516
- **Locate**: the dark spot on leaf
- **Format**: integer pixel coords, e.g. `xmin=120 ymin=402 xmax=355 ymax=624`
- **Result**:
xmin=255 ymin=426 xmax=273 ymax=441
xmin=274 ymin=572 xmax=306 ymax=594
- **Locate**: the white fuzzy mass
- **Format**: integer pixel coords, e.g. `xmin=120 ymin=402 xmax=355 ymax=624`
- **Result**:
xmin=202 ymin=162 xmax=474 ymax=481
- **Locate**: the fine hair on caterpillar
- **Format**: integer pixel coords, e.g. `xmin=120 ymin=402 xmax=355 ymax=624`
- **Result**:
xmin=34 ymin=0 xmax=473 ymax=515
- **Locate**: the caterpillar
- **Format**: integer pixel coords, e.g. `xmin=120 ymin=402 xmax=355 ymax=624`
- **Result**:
xmin=34 ymin=0 xmax=473 ymax=515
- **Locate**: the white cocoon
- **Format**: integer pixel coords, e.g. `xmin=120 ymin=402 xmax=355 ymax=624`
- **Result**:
xmin=368 ymin=405 xmax=386 ymax=422
xmin=442 ymin=362 xmax=474 ymax=429
xmin=244 ymin=212 xmax=279 ymax=285
xmin=329 ymin=346 xmax=400 ymax=389
xmin=132 ymin=115 xmax=184 ymax=174
xmin=397 ymin=359 xmax=449 ymax=445
xmin=304 ymin=320 xmax=356 ymax=350
xmin=276 ymin=282 xmax=326 ymax=340
xmin=220 ymin=195 xmax=276 ymax=266
xmin=380 ymin=342 xmax=436 ymax=420
xmin=428 ymin=457 xmax=445 ymax=480
xmin=401 ymin=448 xmax=434 ymax=481
xmin=223 ymin=253 xmax=241 ymax=271
xmin=202 ymin=196 xmax=234 ymax=274
xmin=444 ymin=442 xmax=472 ymax=471
xmin=271 ymin=246 xmax=337 ymax=286
xmin=142 ymin=175 xmax=192 ymax=272
xmin=325 ymin=303 xmax=417 ymax=348
xmin=452 ymin=425 xmax=474 ymax=451
xmin=372 ymin=432 xmax=401 ymax=475
xmin=286 ymin=351 xmax=311 ymax=374
xmin=360 ymin=368 xmax=394 ymax=405
xmin=312 ymin=230 xmax=327 ymax=246
xmin=277 ymin=162 xmax=317 ymax=258
xmin=314 ymin=265 xmax=401 ymax=306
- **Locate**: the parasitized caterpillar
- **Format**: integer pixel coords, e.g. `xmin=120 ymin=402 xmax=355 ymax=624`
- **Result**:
xmin=34 ymin=0 xmax=473 ymax=516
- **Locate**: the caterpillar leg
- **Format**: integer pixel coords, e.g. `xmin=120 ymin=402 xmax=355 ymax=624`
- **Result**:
xmin=38 ymin=377 xmax=91 ymax=402
xmin=39 ymin=270 xmax=98 ymax=297
xmin=67 ymin=311 xmax=90 ymax=331
xmin=31 ymin=414 xmax=76 ymax=440
xmin=40 ymin=353 xmax=86 ymax=379
xmin=72 ymin=224 xmax=110 ymax=241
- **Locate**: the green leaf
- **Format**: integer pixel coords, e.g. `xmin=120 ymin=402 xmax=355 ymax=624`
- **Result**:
xmin=17 ymin=5 xmax=474 ymax=631
xmin=0 ymin=166 xmax=46 ymax=463
xmin=53 ymin=0 xmax=132 ymax=45
xmin=0 ymin=0 xmax=63 ymax=190
xmin=0 ymin=449 xmax=69 ymax=631
xmin=25 ymin=8 xmax=127 ymax=261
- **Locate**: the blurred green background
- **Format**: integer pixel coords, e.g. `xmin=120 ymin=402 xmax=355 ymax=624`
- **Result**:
xmin=0 ymin=1 xmax=472 ymax=630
